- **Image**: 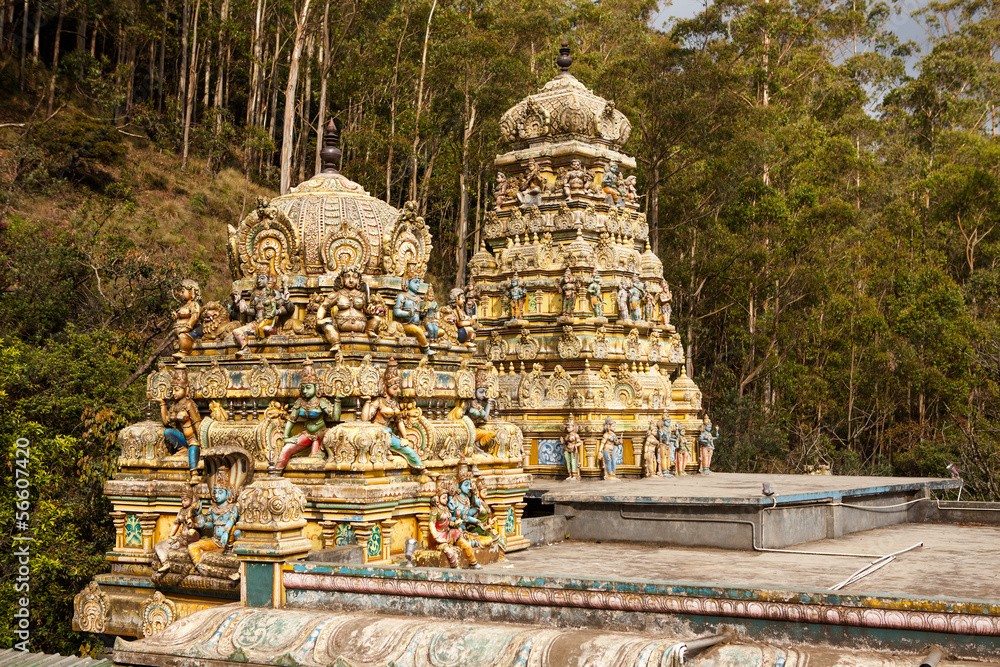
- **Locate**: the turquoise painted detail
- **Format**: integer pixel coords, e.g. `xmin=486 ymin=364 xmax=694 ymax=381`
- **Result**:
xmin=244 ymin=563 xmax=274 ymax=608
xmin=334 ymin=523 xmax=356 ymax=546
xmin=367 ymin=524 xmax=382 ymax=559
xmin=124 ymin=514 xmax=143 ymax=547
xmin=505 ymin=507 xmax=516 ymax=536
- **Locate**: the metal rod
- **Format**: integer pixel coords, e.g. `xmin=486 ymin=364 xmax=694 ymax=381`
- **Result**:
xmin=919 ymin=646 xmax=945 ymax=667
xmin=829 ymin=556 xmax=895 ymax=591
xmin=683 ymin=633 xmax=730 ymax=654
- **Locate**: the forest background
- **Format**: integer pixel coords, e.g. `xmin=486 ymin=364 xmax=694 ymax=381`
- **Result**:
xmin=3 ymin=0 xmax=1000 ymax=655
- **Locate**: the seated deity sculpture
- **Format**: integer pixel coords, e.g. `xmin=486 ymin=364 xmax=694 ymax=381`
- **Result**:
xmin=231 ymin=273 xmax=291 ymax=356
xmin=563 ymin=159 xmax=592 ymax=199
xmin=316 ymin=267 xmax=379 ymax=352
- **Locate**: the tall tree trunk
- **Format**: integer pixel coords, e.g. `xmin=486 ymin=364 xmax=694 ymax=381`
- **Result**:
xmin=313 ymin=0 xmax=330 ymax=174
xmin=45 ymin=0 xmax=65 ymax=116
xmin=214 ymin=0 xmax=228 ymax=124
xmin=297 ymin=34 xmax=313 ymax=182
xmin=385 ymin=12 xmax=407 ymax=203
xmin=18 ymin=0 xmax=27 ymax=89
xmin=126 ymin=41 xmax=136 ymax=113
xmin=181 ymin=0 xmax=201 ymax=170
xmin=456 ymin=94 xmax=476 ymax=288
xmin=650 ymin=161 xmax=659 ymax=255
xmin=279 ymin=0 xmax=312 ymax=195
xmin=179 ymin=0 xmax=189 ymax=124
xmin=202 ymin=38 xmax=211 ymax=108
xmin=31 ymin=0 xmax=39 ymax=61
xmin=89 ymin=13 xmax=96 ymax=55
xmin=158 ymin=1 xmax=167 ymax=112
xmin=75 ymin=7 xmax=86 ymax=52
xmin=409 ymin=0 xmax=436 ymax=206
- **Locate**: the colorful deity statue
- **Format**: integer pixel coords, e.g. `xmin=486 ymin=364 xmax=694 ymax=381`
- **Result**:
xmin=447 ymin=288 xmax=477 ymax=348
xmin=172 ymin=279 xmax=202 ymax=359
xmin=563 ymin=159 xmax=592 ymax=199
xmin=698 ymin=415 xmax=719 ymax=474
xmin=361 ymin=358 xmax=430 ymax=479
xmin=464 ymin=277 xmax=481 ymax=320
xmin=494 ymin=172 xmax=508 ymax=210
xmin=277 ymin=360 xmax=336 ymax=470
xmin=394 ymin=275 xmax=432 ymax=355
xmin=616 ymin=276 xmax=631 ymax=323
xmin=423 ymin=285 xmax=440 ymax=343
xmin=561 ymin=413 xmax=583 ymax=480
xmin=560 ymin=269 xmax=578 ymax=317
xmin=453 ymin=369 xmax=496 ymax=456
xmin=316 ymin=267 xmax=379 ymax=352
xmin=153 ymin=488 xmax=201 ymax=571
xmin=231 ymin=273 xmax=290 ymax=356
xmin=587 ymin=272 xmax=604 ymax=318
xmin=504 ymin=272 xmax=527 ymax=321
xmin=623 ymin=174 xmax=638 ymax=205
xmin=643 ymin=281 xmax=658 ymax=322
xmin=657 ymin=413 xmax=676 ymax=478
xmin=643 ymin=421 xmax=659 ymax=478
xmin=659 ymin=279 xmax=673 ymax=327
xmin=599 ymin=417 xmax=620 ymax=481
xmin=428 ymin=478 xmax=480 ymax=569
xmin=602 ymin=162 xmax=621 ymax=205
xmin=453 ymin=462 xmax=506 ymax=552
xmin=675 ymin=424 xmax=691 ymax=476
xmin=187 ymin=471 xmax=241 ymax=578
xmin=628 ymin=275 xmax=645 ymax=322
xmin=517 ymin=157 xmax=545 ymax=207
xmin=159 ymin=363 xmax=202 ymax=480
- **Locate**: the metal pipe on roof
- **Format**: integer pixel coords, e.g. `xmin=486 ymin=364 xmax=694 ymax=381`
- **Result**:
xmin=918 ymin=646 xmax=945 ymax=667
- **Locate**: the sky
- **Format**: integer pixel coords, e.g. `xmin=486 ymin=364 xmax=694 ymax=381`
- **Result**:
xmin=652 ymin=0 xmax=932 ymax=73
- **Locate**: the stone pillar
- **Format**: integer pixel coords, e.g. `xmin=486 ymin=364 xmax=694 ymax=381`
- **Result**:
xmin=415 ymin=512 xmax=430 ymax=549
xmin=380 ymin=519 xmax=398 ymax=562
xmin=233 ymin=475 xmax=312 ymax=609
xmin=138 ymin=513 xmax=160 ymax=560
xmin=318 ymin=520 xmax=337 ymax=550
xmin=514 ymin=502 xmax=527 ymax=540
xmin=352 ymin=522 xmax=375 ymax=563
xmin=110 ymin=512 xmax=126 ymax=550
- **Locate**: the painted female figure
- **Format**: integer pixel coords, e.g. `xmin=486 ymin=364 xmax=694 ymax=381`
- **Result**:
xmin=599 ymin=417 xmax=621 ymax=481
xmin=362 ymin=359 xmax=430 ymax=478
xmin=172 ymin=279 xmax=202 ymax=359
xmin=277 ymin=359 xmax=336 ymax=470
xmin=159 ymin=363 xmax=202 ymax=480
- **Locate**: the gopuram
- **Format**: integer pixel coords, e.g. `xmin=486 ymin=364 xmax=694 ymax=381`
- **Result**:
xmin=73 ymin=121 xmax=529 ymax=639
xmin=470 ymin=43 xmax=703 ymax=479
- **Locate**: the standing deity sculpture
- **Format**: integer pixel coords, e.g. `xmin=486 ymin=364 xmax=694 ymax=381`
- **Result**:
xmin=316 ymin=267 xmax=379 ymax=352
xmin=674 ymin=423 xmax=691 ymax=476
xmin=231 ymin=273 xmax=290 ymax=356
xmin=563 ymin=159 xmax=592 ymax=199
xmin=423 ymin=285 xmax=440 ymax=343
xmin=172 ymin=279 xmax=202 ymax=359
xmin=643 ymin=281 xmax=658 ymax=322
xmin=587 ymin=272 xmax=604 ymax=318
xmin=187 ymin=472 xmax=241 ymax=578
xmin=394 ymin=275 xmax=432 ymax=355
xmin=464 ymin=277 xmax=481 ymax=320
xmin=602 ymin=162 xmax=621 ymax=205
xmin=628 ymin=275 xmax=645 ymax=322
xmin=657 ymin=413 xmax=676 ymax=478
xmin=504 ymin=272 xmax=527 ymax=321
xmin=559 ymin=269 xmax=578 ymax=318
xmin=159 ymin=363 xmax=202 ymax=481
xmin=643 ymin=421 xmax=659 ymax=478
xmin=277 ymin=360 xmax=336 ymax=470
xmin=659 ymin=279 xmax=673 ymax=327
xmin=698 ymin=415 xmax=719 ymax=474
xmin=361 ymin=358 xmax=430 ymax=479
xmin=494 ymin=173 xmax=509 ymax=210
xmin=447 ymin=288 xmax=477 ymax=349
xmin=561 ymin=414 xmax=583 ymax=481
xmin=517 ymin=158 xmax=545 ymax=207
xmin=616 ymin=276 xmax=631 ymax=323
xmin=428 ymin=479 xmax=480 ymax=569
xmin=599 ymin=417 xmax=621 ymax=481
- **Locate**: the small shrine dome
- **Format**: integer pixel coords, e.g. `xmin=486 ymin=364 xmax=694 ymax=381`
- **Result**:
xmin=227 ymin=121 xmax=431 ymax=282
xmin=499 ymin=41 xmax=631 ymax=150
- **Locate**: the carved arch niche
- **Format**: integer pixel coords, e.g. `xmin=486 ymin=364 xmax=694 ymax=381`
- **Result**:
xmin=229 ymin=204 xmax=303 ymax=278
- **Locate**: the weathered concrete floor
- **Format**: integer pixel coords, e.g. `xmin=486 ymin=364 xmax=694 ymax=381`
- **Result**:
xmin=529 ymin=472 xmax=960 ymax=504
xmin=489 ymin=523 xmax=1000 ymax=601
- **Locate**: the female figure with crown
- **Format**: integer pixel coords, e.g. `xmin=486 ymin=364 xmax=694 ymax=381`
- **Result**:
xmin=362 ymin=359 xmax=430 ymax=479
xmin=277 ymin=359 xmax=336 ymax=470
xmin=159 ymin=363 xmax=202 ymax=481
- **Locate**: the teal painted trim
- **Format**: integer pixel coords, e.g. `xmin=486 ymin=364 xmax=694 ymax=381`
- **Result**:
xmin=159 ymin=585 xmax=240 ymax=601
xmin=245 ymin=562 xmax=274 ymax=608
xmin=284 ymin=561 xmax=1000 ymax=616
xmin=310 ymin=502 xmax=402 ymax=511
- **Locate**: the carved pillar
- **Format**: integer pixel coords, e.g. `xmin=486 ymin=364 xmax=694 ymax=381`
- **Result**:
xmin=415 ymin=512 xmax=430 ymax=549
xmin=233 ymin=475 xmax=311 ymax=609
xmin=514 ymin=502 xmax=527 ymax=540
xmin=318 ymin=520 xmax=337 ymax=550
xmin=138 ymin=513 xmax=160 ymax=559
xmin=352 ymin=522 xmax=375 ymax=564
xmin=110 ymin=511 xmax=126 ymax=551
xmin=380 ymin=519 xmax=397 ymax=562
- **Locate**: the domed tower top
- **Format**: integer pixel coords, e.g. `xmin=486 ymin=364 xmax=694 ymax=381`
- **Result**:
xmin=499 ymin=42 xmax=631 ymax=150
xmin=227 ymin=121 xmax=431 ymax=283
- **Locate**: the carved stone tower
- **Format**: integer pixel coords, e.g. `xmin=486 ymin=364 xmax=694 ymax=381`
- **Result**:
xmin=469 ymin=44 xmax=705 ymax=478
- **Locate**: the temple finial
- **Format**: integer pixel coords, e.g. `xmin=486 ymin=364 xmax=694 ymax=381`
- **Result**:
xmin=557 ymin=39 xmax=572 ymax=74
xmin=320 ymin=118 xmax=342 ymax=174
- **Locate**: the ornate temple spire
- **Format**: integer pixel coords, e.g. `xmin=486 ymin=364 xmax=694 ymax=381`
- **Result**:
xmin=319 ymin=118 xmax=342 ymax=174
xmin=556 ymin=39 xmax=572 ymax=76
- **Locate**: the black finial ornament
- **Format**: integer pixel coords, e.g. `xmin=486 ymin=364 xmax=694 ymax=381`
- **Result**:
xmin=557 ymin=39 xmax=572 ymax=74
xmin=320 ymin=118 xmax=342 ymax=174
